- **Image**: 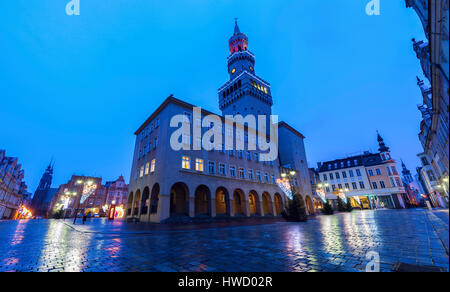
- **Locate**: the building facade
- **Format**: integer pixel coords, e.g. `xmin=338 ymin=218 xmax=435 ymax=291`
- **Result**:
xmin=0 ymin=150 xmax=28 ymax=219
xmin=316 ymin=134 xmax=408 ymax=209
xmin=104 ymin=176 xmax=128 ymax=206
xmin=50 ymin=175 xmax=128 ymax=218
xmin=126 ymin=22 xmax=313 ymax=223
xmin=407 ymin=0 xmax=449 ymax=206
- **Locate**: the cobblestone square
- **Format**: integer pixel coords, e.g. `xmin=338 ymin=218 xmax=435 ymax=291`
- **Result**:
xmin=0 ymin=209 xmax=448 ymax=272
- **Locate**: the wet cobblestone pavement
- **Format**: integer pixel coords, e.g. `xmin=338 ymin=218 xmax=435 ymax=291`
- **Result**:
xmin=0 ymin=209 xmax=448 ymax=272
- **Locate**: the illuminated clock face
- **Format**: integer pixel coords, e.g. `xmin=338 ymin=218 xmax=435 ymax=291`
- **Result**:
xmin=249 ymin=66 xmax=254 ymax=71
xmin=231 ymin=68 xmax=236 ymax=74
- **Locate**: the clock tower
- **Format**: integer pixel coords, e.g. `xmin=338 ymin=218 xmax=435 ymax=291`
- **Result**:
xmin=218 ymin=20 xmax=273 ymax=121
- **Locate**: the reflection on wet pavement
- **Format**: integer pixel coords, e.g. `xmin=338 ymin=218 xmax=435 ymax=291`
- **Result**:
xmin=0 ymin=209 xmax=448 ymax=272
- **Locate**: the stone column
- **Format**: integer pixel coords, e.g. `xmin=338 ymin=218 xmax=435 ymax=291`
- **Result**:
xmin=158 ymin=194 xmax=170 ymax=222
xmin=244 ymin=199 xmax=250 ymax=217
xmin=210 ymin=196 xmax=216 ymax=218
xmin=229 ymin=198 xmax=235 ymax=217
xmin=258 ymin=200 xmax=264 ymax=216
xmin=189 ymin=197 xmax=195 ymax=217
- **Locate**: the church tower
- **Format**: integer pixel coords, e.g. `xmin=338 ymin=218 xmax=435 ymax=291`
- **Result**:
xmin=218 ymin=20 xmax=273 ymax=120
xmin=36 ymin=161 xmax=54 ymax=191
xmin=31 ymin=160 xmax=55 ymax=215
xmin=401 ymin=160 xmax=414 ymax=185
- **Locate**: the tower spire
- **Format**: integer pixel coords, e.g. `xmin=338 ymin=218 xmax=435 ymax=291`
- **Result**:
xmin=234 ymin=18 xmax=240 ymax=35
xmin=377 ymin=131 xmax=390 ymax=152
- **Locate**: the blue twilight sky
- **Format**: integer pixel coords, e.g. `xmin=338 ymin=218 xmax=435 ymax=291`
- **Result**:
xmin=0 ymin=0 xmax=427 ymax=192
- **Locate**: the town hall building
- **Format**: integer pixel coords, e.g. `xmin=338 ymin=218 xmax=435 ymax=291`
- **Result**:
xmin=126 ymin=21 xmax=314 ymax=223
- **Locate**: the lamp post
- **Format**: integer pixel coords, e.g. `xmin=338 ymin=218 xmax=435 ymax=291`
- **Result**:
xmin=280 ymin=168 xmax=297 ymax=199
xmin=72 ymin=179 xmax=95 ymax=224
xmin=316 ymin=182 xmax=329 ymax=203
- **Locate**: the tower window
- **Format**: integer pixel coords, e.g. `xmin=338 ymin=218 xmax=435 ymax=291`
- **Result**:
xmin=231 ymin=68 xmax=236 ymax=74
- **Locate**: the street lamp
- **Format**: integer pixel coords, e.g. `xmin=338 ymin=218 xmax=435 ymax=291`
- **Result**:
xmin=315 ymin=182 xmax=329 ymax=204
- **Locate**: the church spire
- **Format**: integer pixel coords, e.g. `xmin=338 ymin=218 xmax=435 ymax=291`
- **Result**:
xmin=377 ymin=131 xmax=390 ymax=153
xmin=234 ymin=18 xmax=241 ymax=35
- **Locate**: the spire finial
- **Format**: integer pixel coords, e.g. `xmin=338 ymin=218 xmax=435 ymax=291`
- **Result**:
xmin=234 ymin=18 xmax=241 ymax=35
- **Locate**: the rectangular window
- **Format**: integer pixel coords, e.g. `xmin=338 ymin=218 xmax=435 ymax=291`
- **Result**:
xmin=271 ymin=175 xmax=275 ymax=184
xmin=331 ymin=184 xmax=336 ymax=191
xmin=329 ymin=173 xmax=334 ymax=180
xmin=182 ymin=156 xmax=190 ymax=169
xmin=375 ymin=168 xmax=381 ymax=175
xmin=230 ymin=166 xmax=236 ymax=177
xmin=239 ymin=168 xmax=245 ymax=179
xmin=380 ymin=181 xmax=386 ymax=188
xmin=254 ymin=153 xmax=259 ymax=162
xmin=153 ymin=138 xmax=158 ymax=149
xmin=426 ymin=170 xmax=436 ymax=181
xmin=372 ymin=182 xmax=378 ymax=189
xmin=195 ymin=159 xmax=204 ymax=172
xmin=335 ymin=172 xmax=340 ymax=179
xmin=264 ymin=173 xmax=269 ymax=183
xmin=145 ymin=162 xmax=150 ymax=175
xmin=391 ymin=166 xmax=398 ymax=175
xmin=368 ymin=169 xmax=374 ymax=176
xmin=386 ymin=166 xmax=392 ymax=176
xmin=352 ymin=182 xmax=357 ymax=190
xmin=150 ymin=159 xmax=156 ymax=173
xmin=238 ymin=150 xmax=243 ymax=158
xmin=323 ymin=174 xmax=328 ymax=181
xmin=342 ymin=171 xmax=347 ymax=178
xmin=219 ymin=163 xmax=226 ymax=175
xmin=390 ymin=178 xmax=396 ymax=187
xmin=248 ymin=169 xmax=254 ymax=180
xmin=344 ymin=183 xmax=350 ymax=189
xmin=140 ymin=166 xmax=144 ymax=178
xmin=246 ymin=151 xmax=252 ymax=160
xmin=356 ymin=169 xmax=361 ymax=176
xmin=395 ymin=178 xmax=402 ymax=187
xmin=338 ymin=184 xmax=342 ymax=189
xmin=208 ymin=161 xmax=215 ymax=174
xmin=349 ymin=170 xmax=354 ymax=177
xmin=256 ymin=171 xmax=262 ymax=182
xmin=359 ymin=182 xmax=365 ymax=189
